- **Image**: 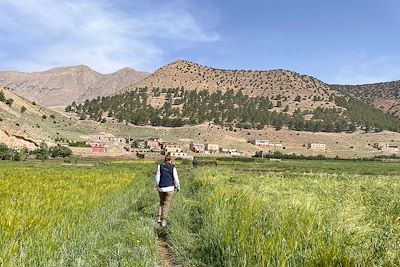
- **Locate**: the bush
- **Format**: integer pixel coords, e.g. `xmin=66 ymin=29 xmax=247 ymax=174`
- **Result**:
xmin=0 ymin=143 xmax=12 ymax=160
xmin=35 ymin=141 xmax=49 ymax=161
xmin=49 ymin=146 xmax=72 ymax=158
xmin=5 ymin=99 xmax=13 ymax=107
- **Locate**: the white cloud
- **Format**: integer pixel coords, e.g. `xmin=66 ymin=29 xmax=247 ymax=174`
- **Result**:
xmin=0 ymin=0 xmax=219 ymax=73
xmin=333 ymin=55 xmax=400 ymax=84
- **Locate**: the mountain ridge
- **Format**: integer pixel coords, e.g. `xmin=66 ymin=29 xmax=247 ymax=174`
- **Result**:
xmin=0 ymin=65 xmax=150 ymax=107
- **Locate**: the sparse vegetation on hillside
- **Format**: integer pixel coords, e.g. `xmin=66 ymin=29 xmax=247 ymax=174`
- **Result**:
xmin=331 ymin=82 xmax=400 ymax=118
xmin=67 ymin=87 xmax=400 ymax=132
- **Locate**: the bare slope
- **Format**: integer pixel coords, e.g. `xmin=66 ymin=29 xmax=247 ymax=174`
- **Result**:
xmin=126 ymin=60 xmax=341 ymax=112
xmin=0 ymin=86 xmax=101 ymax=148
xmin=333 ymin=81 xmax=400 ymax=118
xmin=0 ymin=65 xmax=149 ymax=107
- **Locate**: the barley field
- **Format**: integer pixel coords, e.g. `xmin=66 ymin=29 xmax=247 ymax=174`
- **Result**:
xmin=1 ymin=159 xmax=399 ymax=266
xmin=0 ymin=161 xmax=158 ymax=266
xmin=168 ymin=161 xmax=400 ymax=266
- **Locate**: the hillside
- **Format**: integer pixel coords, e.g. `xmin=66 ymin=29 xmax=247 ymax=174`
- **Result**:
xmin=0 ymin=65 xmax=149 ymax=107
xmin=124 ymin=60 xmax=341 ymax=112
xmin=0 ymin=86 xmax=105 ymax=148
xmin=70 ymin=60 xmax=400 ymax=133
xmin=332 ymin=81 xmax=400 ymax=118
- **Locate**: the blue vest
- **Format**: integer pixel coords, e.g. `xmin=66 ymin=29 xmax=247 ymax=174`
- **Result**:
xmin=159 ymin=163 xmax=175 ymax=188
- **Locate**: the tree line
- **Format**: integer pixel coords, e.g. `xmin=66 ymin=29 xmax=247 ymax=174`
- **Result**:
xmin=65 ymin=87 xmax=400 ymax=133
xmin=0 ymin=142 xmax=72 ymax=161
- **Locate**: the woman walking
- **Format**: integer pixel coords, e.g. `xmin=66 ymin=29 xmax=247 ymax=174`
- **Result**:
xmin=155 ymin=153 xmax=180 ymax=227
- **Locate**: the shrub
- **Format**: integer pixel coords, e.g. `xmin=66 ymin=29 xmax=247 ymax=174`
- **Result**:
xmin=49 ymin=146 xmax=72 ymax=158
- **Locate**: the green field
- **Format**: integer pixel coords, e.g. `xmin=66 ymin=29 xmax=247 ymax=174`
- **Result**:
xmin=0 ymin=159 xmax=399 ymax=266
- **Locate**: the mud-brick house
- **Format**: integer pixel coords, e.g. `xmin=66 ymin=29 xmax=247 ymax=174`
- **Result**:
xmin=308 ymin=143 xmax=326 ymax=150
xmin=146 ymin=138 xmax=163 ymax=152
xmin=206 ymin=143 xmax=219 ymax=153
xmin=250 ymin=140 xmax=269 ymax=146
xmin=190 ymin=142 xmax=205 ymax=153
xmin=164 ymin=143 xmax=183 ymax=155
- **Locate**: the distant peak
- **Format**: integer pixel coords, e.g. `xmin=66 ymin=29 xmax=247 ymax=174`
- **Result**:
xmin=115 ymin=67 xmax=137 ymax=73
xmin=45 ymin=64 xmax=97 ymax=74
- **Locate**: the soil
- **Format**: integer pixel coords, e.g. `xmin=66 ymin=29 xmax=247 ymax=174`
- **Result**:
xmin=156 ymin=226 xmax=175 ymax=267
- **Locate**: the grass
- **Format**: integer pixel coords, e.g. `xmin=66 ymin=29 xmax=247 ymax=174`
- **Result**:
xmin=1 ymin=158 xmax=399 ymax=266
xmin=167 ymin=164 xmax=400 ymax=266
xmin=0 ymin=161 xmax=159 ymax=266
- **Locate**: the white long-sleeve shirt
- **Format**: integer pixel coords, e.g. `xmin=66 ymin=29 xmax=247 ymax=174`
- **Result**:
xmin=155 ymin=164 xmax=180 ymax=192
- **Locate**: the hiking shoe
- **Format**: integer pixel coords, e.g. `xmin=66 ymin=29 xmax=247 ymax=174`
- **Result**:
xmin=161 ymin=219 xmax=167 ymax=227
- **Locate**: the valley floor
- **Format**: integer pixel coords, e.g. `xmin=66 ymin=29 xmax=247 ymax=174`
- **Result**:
xmin=0 ymin=158 xmax=399 ymax=266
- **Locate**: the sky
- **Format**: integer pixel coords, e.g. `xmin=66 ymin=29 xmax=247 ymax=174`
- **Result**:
xmin=0 ymin=0 xmax=399 ymax=84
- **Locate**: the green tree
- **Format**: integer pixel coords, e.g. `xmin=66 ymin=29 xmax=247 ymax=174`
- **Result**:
xmin=0 ymin=143 xmax=12 ymax=160
xmin=5 ymin=98 xmax=13 ymax=107
xmin=21 ymin=106 xmax=26 ymax=113
xmin=36 ymin=141 xmax=49 ymax=161
xmin=49 ymin=146 xmax=72 ymax=158
xmin=0 ymin=90 xmax=5 ymax=102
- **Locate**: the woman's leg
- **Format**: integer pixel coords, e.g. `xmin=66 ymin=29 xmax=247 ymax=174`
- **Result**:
xmin=161 ymin=191 xmax=174 ymax=226
xmin=157 ymin=192 xmax=165 ymax=223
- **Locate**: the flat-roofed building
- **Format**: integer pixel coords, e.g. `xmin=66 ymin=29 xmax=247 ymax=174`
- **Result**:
xmin=147 ymin=138 xmax=163 ymax=149
xmin=164 ymin=143 xmax=183 ymax=154
xmin=250 ymin=140 xmax=269 ymax=146
xmin=308 ymin=143 xmax=326 ymax=150
xmin=190 ymin=142 xmax=205 ymax=153
xmin=206 ymin=143 xmax=219 ymax=153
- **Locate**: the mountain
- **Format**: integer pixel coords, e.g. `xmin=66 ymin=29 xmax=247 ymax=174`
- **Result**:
xmin=73 ymin=60 xmax=400 ymax=133
xmin=0 ymin=65 xmax=149 ymax=107
xmin=331 ymin=81 xmax=400 ymax=118
xmin=0 ymin=85 xmax=107 ymax=148
xmin=124 ymin=60 xmax=340 ymax=112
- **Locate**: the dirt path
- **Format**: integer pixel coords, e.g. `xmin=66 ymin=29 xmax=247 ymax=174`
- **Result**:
xmin=156 ymin=227 xmax=175 ymax=267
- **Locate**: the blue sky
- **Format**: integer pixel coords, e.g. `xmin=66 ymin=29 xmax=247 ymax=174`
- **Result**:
xmin=0 ymin=0 xmax=399 ymax=84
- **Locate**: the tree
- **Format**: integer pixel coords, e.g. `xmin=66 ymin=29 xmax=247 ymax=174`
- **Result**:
xmin=0 ymin=90 xmax=5 ymax=102
xmin=13 ymin=152 xmax=22 ymax=161
xmin=36 ymin=141 xmax=49 ymax=161
xmin=21 ymin=106 xmax=26 ymax=113
xmin=5 ymin=98 xmax=13 ymax=107
xmin=364 ymin=122 xmax=371 ymax=133
xmin=0 ymin=143 xmax=12 ymax=160
xmin=49 ymin=146 xmax=72 ymax=158
xmin=295 ymin=95 xmax=301 ymax=102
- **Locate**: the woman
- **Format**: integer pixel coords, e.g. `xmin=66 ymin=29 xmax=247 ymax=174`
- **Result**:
xmin=155 ymin=153 xmax=180 ymax=227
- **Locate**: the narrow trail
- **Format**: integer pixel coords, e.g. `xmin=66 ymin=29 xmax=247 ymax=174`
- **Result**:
xmin=156 ymin=227 xmax=175 ymax=267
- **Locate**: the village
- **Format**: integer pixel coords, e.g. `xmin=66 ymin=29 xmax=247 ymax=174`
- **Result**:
xmin=66 ymin=132 xmax=400 ymax=159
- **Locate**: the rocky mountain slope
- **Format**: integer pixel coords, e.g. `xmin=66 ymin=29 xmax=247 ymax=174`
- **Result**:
xmin=0 ymin=86 xmax=103 ymax=148
xmin=332 ymin=81 xmax=400 ymax=118
xmin=125 ymin=60 xmax=341 ymax=112
xmin=0 ymin=65 xmax=149 ymax=107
